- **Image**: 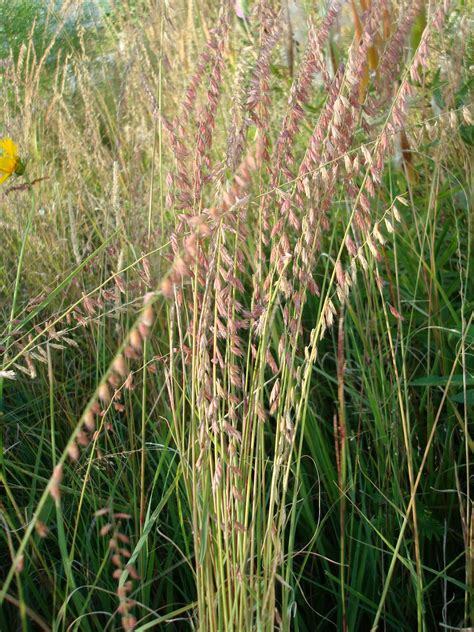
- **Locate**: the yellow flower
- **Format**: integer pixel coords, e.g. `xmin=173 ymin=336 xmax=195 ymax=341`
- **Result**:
xmin=0 ymin=138 xmax=25 ymax=184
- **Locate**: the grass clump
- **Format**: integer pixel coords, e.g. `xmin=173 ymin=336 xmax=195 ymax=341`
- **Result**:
xmin=0 ymin=1 xmax=472 ymax=630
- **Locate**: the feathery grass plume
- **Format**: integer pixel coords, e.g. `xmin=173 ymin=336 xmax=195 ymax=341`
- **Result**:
xmin=272 ymin=1 xmax=342 ymax=185
xmin=371 ymin=0 xmax=423 ymax=104
xmin=0 ymin=0 xmax=470 ymax=630
xmin=246 ymin=5 xmax=280 ymax=169
xmin=97 ymin=509 xmax=137 ymax=630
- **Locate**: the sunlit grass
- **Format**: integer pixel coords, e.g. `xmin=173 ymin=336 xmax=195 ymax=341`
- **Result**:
xmin=0 ymin=1 xmax=472 ymax=631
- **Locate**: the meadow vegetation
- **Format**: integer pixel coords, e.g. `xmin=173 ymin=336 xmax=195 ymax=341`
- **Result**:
xmin=0 ymin=0 xmax=472 ymax=630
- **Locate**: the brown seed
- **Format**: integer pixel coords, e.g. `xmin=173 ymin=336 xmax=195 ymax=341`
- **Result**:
xmin=129 ymin=330 xmax=142 ymax=353
xmin=142 ymin=305 xmax=154 ymax=328
xmin=115 ymin=275 xmax=125 ymax=293
xmin=117 ymin=532 xmax=130 ymax=544
xmin=100 ymin=523 xmax=112 ymax=536
xmin=124 ymin=346 xmax=139 ymax=360
xmin=90 ymin=401 xmax=101 ymax=415
xmin=173 ymin=257 xmax=188 ymax=280
xmin=35 ymin=521 xmax=49 ymax=538
xmin=50 ymin=481 xmax=61 ymax=503
xmin=77 ymin=431 xmax=89 ymax=447
xmin=108 ymin=372 xmax=121 ymax=389
xmin=15 ymin=554 xmax=24 ymax=573
xmin=138 ymin=322 xmax=149 ymax=339
xmin=52 ymin=463 xmax=63 ymax=483
xmin=122 ymin=615 xmax=137 ymax=631
xmin=94 ymin=507 xmax=110 ymax=518
xmin=161 ymin=278 xmax=174 ymax=299
xmin=84 ymin=411 xmax=95 ymax=432
xmin=117 ymin=603 xmax=129 ymax=615
xmin=50 ymin=463 xmax=64 ymax=502
xmin=111 ymin=554 xmax=122 ymax=567
xmin=113 ymin=355 xmax=127 ymax=377
xmin=124 ymin=373 xmax=134 ymax=390
xmin=126 ymin=565 xmax=140 ymax=580
xmin=98 ymin=383 xmax=111 ymax=403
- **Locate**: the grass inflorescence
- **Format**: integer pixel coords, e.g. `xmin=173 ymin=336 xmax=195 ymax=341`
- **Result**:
xmin=0 ymin=1 xmax=472 ymax=630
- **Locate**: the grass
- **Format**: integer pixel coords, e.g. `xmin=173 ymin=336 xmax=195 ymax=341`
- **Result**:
xmin=0 ymin=0 xmax=472 ymax=630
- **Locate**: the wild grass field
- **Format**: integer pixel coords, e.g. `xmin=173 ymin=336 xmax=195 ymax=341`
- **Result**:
xmin=0 ymin=0 xmax=472 ymax=630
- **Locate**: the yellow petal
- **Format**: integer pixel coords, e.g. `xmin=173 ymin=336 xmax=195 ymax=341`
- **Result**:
xmin=0 ymin=138 xmax=18 ymax=159
xmin=0 ymin=155 xmax=17 ymax=175
xmin=0 ymin=171 xmax=11 ymax=184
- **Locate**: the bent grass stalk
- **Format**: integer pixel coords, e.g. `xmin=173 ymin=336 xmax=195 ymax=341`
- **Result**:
xmin=0 ymin=290 xmax=162 ymax=607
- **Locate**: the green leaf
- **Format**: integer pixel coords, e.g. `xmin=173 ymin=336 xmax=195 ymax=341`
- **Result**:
xmin=450 ymin=390 xmax=474 ymax=404
xmin=410 ymin=374 xmax=474 ymax=387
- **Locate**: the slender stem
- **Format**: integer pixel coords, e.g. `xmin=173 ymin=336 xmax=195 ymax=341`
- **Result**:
xmin=0 ymin=186 xmax=35 ymax=486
